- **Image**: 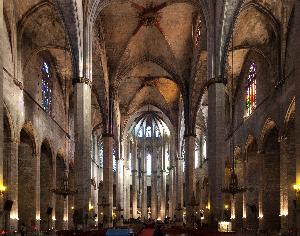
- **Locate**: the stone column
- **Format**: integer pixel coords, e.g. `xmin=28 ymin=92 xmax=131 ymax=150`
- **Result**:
xmin=102 ymin=134 xmax=114 ymax=227
xmin=257 ymin=151 xmax=264 ymax=230
xmin=141 ymin=138 xmax=148 ymax=220
xmin=157 ymin=147 xmax=162 ymax=219
xmin=74 ymin=81 xmax=92 ymax=230
xmin=124 ymin=167 xmax=131 ymax=220
xmin=151 ymin=144 xmax=158 ymax=219
xmin=168 ymin=165 xmax=174 ymax=219
xmin=63 ymin=198 xmax=68 ymax=229
xmin=294 ymin=2 xmax=300 ymax=236
xmin=6 ymin=139 xmax=18 ymax=230
xmin=175 ymin=156 xmax=183 ymax=222
xmin=184 ymin=135 xmax=196 ymax=225
xmin=123 ymin=139 xmax=130 ymax=220
xmin=168 ymin=138 xmax=175 ymax=220
xmin=0 ymin=0 xmax=4 ymax=230
xmin=160 ymin=141 xmax=166 ymax=220
xmin=280 ymin=138 xmax=288 ymax=232
xmin=132 ymin=139 xmax=138 ymax=219
xmin=207 ymin=82 xmax=226 ymax=226
xmin=35 ymin=151 xmax=40 ymax=231
xmin=116 ymin=157 xmax=123 ymax=224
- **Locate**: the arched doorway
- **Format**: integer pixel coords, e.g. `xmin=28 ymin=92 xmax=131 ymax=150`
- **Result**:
xmin=18 ymin=129 xmax=36 ymax=230
xmin=40 ymin=142 xmax=53 ymax=231
xmin=55 ymin=156 xmax=65 ymax=230
xmin=246 ymin=139 xmax=259 ymax=232
xmin=262 ymin=127 xmax=280 ymax=232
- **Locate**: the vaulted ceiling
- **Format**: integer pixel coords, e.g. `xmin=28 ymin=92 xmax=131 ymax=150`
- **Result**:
xmin=95 ymin=0 xmax=205 ymax=131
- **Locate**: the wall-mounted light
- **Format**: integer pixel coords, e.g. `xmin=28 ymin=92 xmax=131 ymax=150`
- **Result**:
xmin=89 ymin=203 xmax=94 ymax=211
xmin=294 ymin=184 xmax=300 ymax=193
xmin=294 ymin=184 xmax=300 ymax=210
xmin=0 ymin=185 xmax=7 ymax=196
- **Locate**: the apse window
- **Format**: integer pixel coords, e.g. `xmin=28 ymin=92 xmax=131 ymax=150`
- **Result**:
xmin=245 ymin=62 xmax=257 ymax=117
xmin=155 ymin=128 xmax=160 ymax=138
xmin=146 ymin=154 xmax=151 ymax=175
xmin=146 ymin=126 xmax=152 ymax=137
xmin=113 ymin=149 xmax=117 ymax=173
xmin=193 ymin=17 xmax=202 ymax=46
xmin=195 ymin=142 xmax=199 ymax=169
xmin=129 ymin=153 xmax=132 ymax=173
xmin=202 ymin=138 xmax=207 ymax=161
xmin=98 ymin=144 xmax=103 ymax=168
xmin=41 ymin=61 xmax=53 ymax=114
xmin=138 ymin=129 xmax=143 ymax=137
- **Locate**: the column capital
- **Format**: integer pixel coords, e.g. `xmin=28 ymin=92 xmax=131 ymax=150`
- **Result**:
xmin=7 ymin=138 xmax=19 ymax=144
xmin=72 ymin=76 xmax=92 ymax=87
xmin=206 ymin=76 xmax=227 ymax=88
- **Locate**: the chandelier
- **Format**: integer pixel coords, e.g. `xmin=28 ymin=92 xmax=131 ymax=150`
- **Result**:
xmin=221 ymin=33 xmax=246 ymax=198
xmin=222 ymin=171 xmax=246 ymax=197
xmin=51 ymin=170 xmax=77 ymax=199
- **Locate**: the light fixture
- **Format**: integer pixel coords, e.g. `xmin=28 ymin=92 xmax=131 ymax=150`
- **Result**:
xmin=0 ymin=185 xmax=7 ymax=196
xmin=51 ymin=171 xmax=77 ymax=199
xmin=222 ymin=32 xmax=246 ymax=197
xmin=89 ymin=202 xmax=94 ymax=211
xmin=294 ymin=184 xmax=300 ymax=210
xmin=294 ymin=184 xmax=300 ymax=193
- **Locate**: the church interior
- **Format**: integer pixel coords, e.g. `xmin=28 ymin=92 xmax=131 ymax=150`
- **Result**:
xmin=0 ymin=0 xmax=300 ymax=235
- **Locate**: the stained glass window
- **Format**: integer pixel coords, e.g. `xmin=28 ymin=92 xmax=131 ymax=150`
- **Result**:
xmin=146 ymin=126 xmax=152 ymax=137
xmin=113 ymin=149 xmax=117 ymax=173
xmin=182 ymin=148 xmax=185 ymax=172
xmin=202 ymin=138 xmax=207 ymax=160
xmin=245 ymin=62 xmax=257 ymax=117
xmin=194 ymin=17 xmax=202 ymax=46
xmin=146 ymin=154 xmax=151 ymax=175
xmin=155 ymin=128 xmax=160 ymax=138
xmin=165 ymin=151 xmax=170 ymax=175
xmin=195 ymin=141 xmax=199 ymax=169
xmin=138 ymin=129 xmax=143 ymax=137
xmin=129 ymin=153 xmax=132 ymax=172
xmin=98 ymin=142 xmax=103 ymax=168
xmin=41 ymin=62 xmax=52 ymax=113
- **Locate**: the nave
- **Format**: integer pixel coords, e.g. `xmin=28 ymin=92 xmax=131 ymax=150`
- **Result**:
xmin=0 ymin=0 xmax=300 ymax=235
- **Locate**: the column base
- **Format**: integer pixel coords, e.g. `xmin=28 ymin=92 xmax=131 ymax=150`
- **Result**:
xmin=8 ymin=218 xmax=18 ymax=232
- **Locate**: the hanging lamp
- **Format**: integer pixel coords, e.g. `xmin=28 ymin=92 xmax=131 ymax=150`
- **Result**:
xmin=221 ymin=33 xmax=246 ymax=197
